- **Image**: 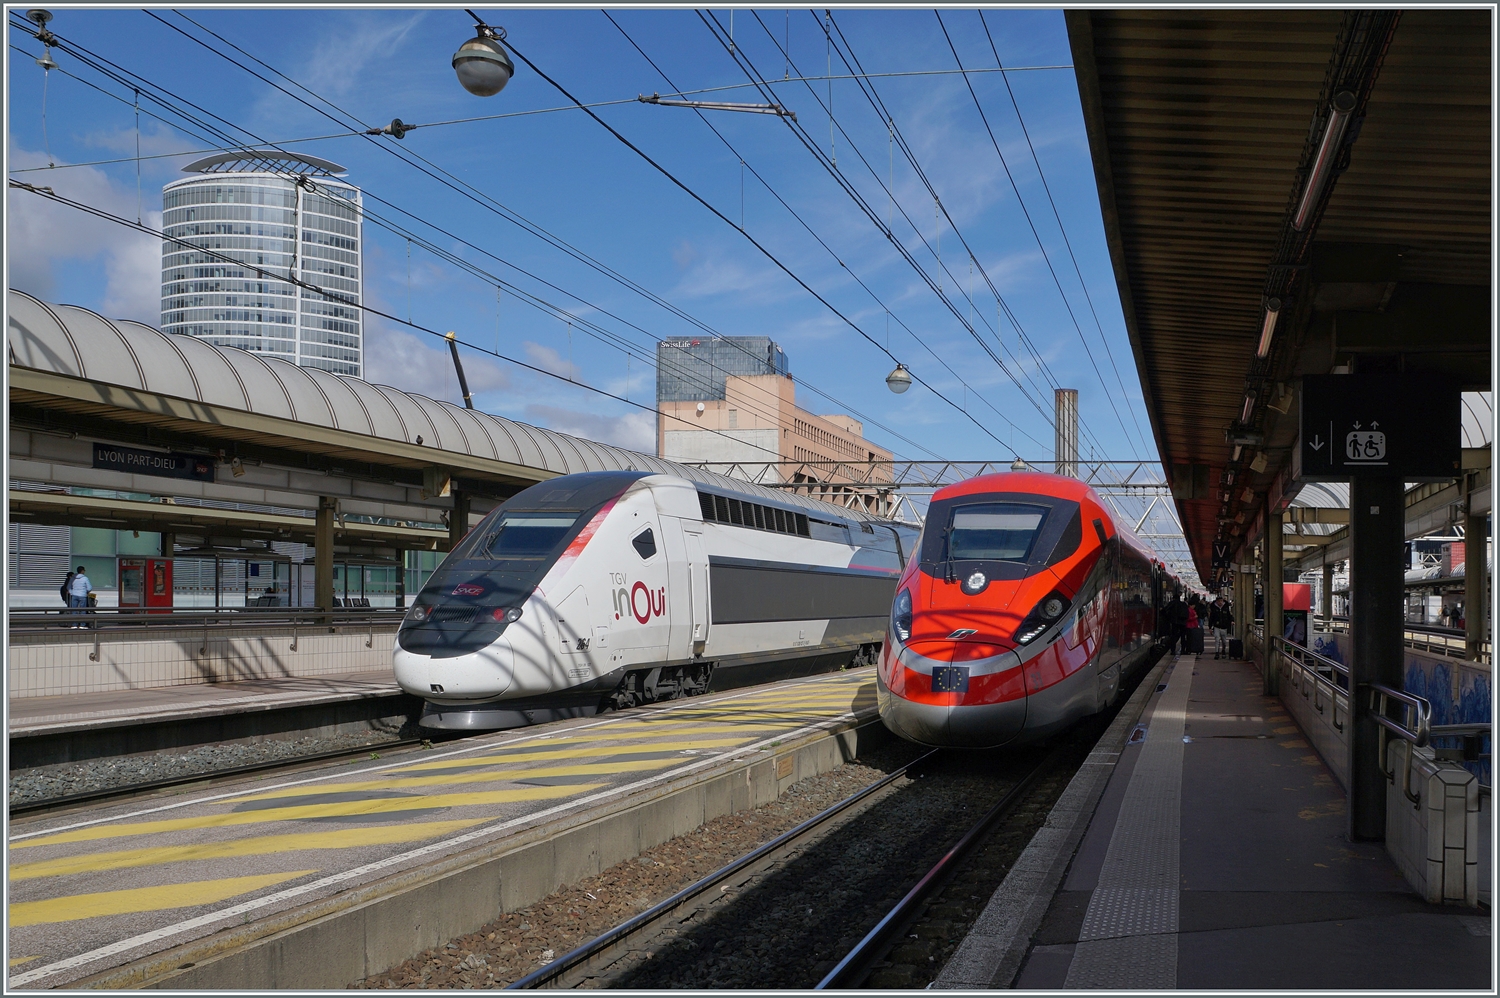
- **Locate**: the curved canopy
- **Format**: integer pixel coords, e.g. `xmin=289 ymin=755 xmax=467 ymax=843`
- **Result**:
xmin=6 ymin=289 xmax=882 ymax=523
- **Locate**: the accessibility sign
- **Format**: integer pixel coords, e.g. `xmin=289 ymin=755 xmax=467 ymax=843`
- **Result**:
xmin=1297 ymin=374 xmax=1460 ymax=482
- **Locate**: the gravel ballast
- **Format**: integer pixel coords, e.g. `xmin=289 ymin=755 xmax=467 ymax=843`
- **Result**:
xmin=8 ymin=729 xmax=409 ymax=806
xmin=351 ymin=740 xmax=927 ymax=990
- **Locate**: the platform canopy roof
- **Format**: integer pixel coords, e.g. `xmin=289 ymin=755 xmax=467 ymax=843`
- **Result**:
xmin=6 ymin=289 xmax=884 ymax=523
xmin=1068 ymin=9 xmax=1492 ymax=584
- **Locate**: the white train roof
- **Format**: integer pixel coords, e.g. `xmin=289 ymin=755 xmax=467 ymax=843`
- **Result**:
xmin=6 ymin=288 xmax=887 ymax=524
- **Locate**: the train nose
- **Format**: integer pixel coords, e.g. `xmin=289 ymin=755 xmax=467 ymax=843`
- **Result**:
xmin=393 ymin=636 xmax=515 ymax=701
xmin=877 ymin=639 xmax=1028 ymax=748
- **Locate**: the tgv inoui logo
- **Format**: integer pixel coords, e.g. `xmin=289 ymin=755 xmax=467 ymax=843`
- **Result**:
xmin=612 ymin=578 xmax=665 ymax=624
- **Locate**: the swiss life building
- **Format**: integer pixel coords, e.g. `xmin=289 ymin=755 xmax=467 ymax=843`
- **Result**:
xmin=160 ymin=150 xmax=363 ymax=378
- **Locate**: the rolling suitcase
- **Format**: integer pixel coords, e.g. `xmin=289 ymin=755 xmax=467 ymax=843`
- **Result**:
xmin=1228 ymin=638 xmax=1244 ymax=659
xmin=1190 ymin=628 xmax=1205 ymax=654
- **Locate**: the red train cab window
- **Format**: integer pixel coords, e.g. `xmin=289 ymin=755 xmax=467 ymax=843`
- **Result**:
xmin=920 ymin=492 xmax=1082 ymax=581
xmin=946 ymin=503 xmax=1048 ymax=561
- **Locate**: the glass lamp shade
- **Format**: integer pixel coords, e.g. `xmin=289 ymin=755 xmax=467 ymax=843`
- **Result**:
xmin=453 ymin=34 xmax=515 ymax=97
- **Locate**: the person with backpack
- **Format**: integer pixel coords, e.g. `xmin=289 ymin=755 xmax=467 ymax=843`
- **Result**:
xmin=65 ymin=565 xmax=92 ymax=625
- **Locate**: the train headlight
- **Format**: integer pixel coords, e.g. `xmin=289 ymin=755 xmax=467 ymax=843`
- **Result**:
xmin=493 ymin=606 xmax=524 ymax=624
xmin=892 ymin=588 xmax=913 ymax=643
xmin=961 ymin=570 xmax=988 ymax=595
xmin=406 ymin=603 xmax=431 ymax=623
xmin=1014 ymin=591 xmax=1071 ymax=645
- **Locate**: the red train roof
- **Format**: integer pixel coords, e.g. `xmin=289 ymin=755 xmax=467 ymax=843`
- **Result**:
xmin=932 ymin=471 xmax=1102 ymax=505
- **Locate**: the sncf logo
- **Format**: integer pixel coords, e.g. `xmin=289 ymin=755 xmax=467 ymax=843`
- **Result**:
xmin=614 ymin=581 xmax=666 ymax=624
xmin=451 ymin=582 xmax=485 ymax=597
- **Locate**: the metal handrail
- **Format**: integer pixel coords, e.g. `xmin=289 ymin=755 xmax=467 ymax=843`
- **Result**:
xmin=1316 ymin=618 xmax=1490 ymax=664
xmin=9 ymin=605 xmax=405 ymax=633
xmin=1368 ymin=681 xmax=1432 ymax=749
xmin=1368 ymin=681 xmax=1433 ymax=808
xmin=1429 ymin=722 xmax=1493 ymax=737
xmin=1271 ymin=635 xmax=1349 ymax=733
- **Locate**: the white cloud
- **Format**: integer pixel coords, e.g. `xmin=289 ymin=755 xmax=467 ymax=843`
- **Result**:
xmin=523 ymin=403 xmax=656 ymax=454
xmin=7 ymin=145 xmax=162 ymax=321
xmin=522 ymin=340 xmax=583 ymax=382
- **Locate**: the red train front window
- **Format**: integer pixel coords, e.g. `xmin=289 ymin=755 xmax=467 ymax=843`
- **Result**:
xmin=946 ymin=503 xmax=1048 ymax=562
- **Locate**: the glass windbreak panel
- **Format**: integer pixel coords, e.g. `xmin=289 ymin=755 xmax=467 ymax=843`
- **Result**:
xmin=484 ymin=513 xmax=581 ymax=560
xmin=947 ymin=504 xmax=1048 ymax=562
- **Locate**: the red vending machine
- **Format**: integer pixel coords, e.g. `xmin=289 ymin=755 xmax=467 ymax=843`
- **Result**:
xmin=1283 ymin=582 xmax=1311 ymax=645
xmin=119 ymin=557 xmax=174 ymax=613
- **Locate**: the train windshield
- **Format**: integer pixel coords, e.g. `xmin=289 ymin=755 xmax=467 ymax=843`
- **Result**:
xmin=919 ymin=492 xmax=1083 ymax=581
xmin=483 ymin=512 xmax=581 ymax=560
xmin=947 ymin=504 xmax=1047 ymax=561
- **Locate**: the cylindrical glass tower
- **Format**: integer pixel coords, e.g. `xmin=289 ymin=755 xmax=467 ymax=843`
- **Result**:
xmin=160 ymin=150 xmax=363 ymax=377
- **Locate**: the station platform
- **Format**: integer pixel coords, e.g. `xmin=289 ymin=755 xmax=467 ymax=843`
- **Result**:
xmin=8 ymin=669 xmax=417 ymax=770
xmin=7 ymin=669 xmax=884 ymax=990
xmin=939 ymin=653 xmax=1492 ymax=990
xmin=9 ymin=669 xmax=405 ymax=740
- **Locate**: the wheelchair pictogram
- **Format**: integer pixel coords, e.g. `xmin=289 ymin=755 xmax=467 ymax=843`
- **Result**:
xmin=1346 ymin=430 xmax=1386 ymax=461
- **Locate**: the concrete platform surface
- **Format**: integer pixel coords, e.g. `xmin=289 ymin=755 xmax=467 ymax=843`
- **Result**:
xmin=7 ymin=669 xmax=879 ymax=989
xmin=954 ymin=654 xmax=1492 ymax=990
xmin=9 ymin=669 xmax=403 ymax=737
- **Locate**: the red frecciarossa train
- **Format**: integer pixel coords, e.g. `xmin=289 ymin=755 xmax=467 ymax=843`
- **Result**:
xmin=876 ymin=472 xmax=1177 ymax=748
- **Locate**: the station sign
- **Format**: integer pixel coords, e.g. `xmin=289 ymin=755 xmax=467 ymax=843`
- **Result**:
xmin=1211 ymin=541 xmax=1231 ymax=569
xmin=93 ymin=443 xmax=215 ymax=482
xmin=1296 ymin=374 xmax=1460 ymax=482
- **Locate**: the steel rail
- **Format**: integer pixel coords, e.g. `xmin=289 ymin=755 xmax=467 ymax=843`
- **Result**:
xmin=8 ymin=737 xmax=427 ymax=819
xmin=506 ymin=748 xmax=941 ymax=989
xmin=815 ymin=750 xmax=1054 ymax=989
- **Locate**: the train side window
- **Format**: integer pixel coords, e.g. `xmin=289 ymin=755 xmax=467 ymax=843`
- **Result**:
xmin=1045 ymin=509 xmax=1083 ymax=567
xmin=632 ymin=528 xmax=657 ymax=560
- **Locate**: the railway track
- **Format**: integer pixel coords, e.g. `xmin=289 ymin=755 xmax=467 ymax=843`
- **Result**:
xmin=8 ymin=736 xmax=430 ymax=820
xmin=502 ymin=747 xmax=1064 ymax=990
xmin=506 ymin=748 xmax=942 ymax=989
xmin=498 ymin=655 xmax=1157 ymax=991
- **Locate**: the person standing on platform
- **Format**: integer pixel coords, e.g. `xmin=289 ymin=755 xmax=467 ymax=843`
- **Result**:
xmin=1184 ymin=596 xmax=1202 ymax=655
xmin=1164 ymin=592 xmax=1188 ymax=655
xmin=1210 ymin=597 xmax=1232 ymax=659
xmin=67 ymin=564 xmax=92 ymax=625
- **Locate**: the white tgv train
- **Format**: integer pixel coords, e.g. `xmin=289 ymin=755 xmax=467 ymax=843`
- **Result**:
xmin=394 ymin=470 xmax=919 ymax=731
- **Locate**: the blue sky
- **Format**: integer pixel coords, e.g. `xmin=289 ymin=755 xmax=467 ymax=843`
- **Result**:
xmin=7 ymin=6 xmax=1159 ymax=466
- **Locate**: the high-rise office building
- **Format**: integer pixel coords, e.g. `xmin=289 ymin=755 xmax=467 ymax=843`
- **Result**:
xmin=160 ymin=150 xmax=363 ymax=377
xmin=656 ymin=336 xmax=893 ymax=512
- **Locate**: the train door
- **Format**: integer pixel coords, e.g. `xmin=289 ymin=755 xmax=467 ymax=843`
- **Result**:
xmin=659 ymin=519 xmax=693 ymax=660
xmin=611 ymin=498 xmax=671 ymax=663
xmin=683 ymin=527 xmax=710 ymax=657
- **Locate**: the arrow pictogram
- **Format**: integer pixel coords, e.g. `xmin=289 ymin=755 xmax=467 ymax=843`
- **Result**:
xmin=1309 ymin=435 xmax=1325 ymax=451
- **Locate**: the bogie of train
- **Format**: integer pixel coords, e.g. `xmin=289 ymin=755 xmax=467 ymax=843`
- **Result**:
xmin=876 ymin=472 xmax=1171 ymax=748
xmin=395 ymin=471 xmax=919 ymax=731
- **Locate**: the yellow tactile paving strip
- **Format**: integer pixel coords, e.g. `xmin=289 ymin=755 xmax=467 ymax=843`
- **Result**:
xmin=8 ymin=670 xmax=876 ymax=989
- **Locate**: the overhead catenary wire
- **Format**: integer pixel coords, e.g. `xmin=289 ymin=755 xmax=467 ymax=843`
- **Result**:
xmin=703 ymin=11 xmax=1070 ymax=444
xmin=740 ymin=9 xmax=1076 ymax=437
xmin=16 ymin=15 xmax=941 ymax=464
xmin=477 ymin=26 xmax=1020 ymax=453
xmin=976 ymin=9 xmax=1152 ymax=458
xmin=935 ymin=10 xmax=1152 ymax=459
xmin=7 ymin=61 xmax=1076 ymax=176
xmin=603 ymin=11 xmax=1051 ymax=453
xmin=777 ymin=11 xmax=1069 ymax=399
xmin=144 ymin=10 xmax=939 ymax=461
xmin=812 ymin=11 xmax=1128 ymax=461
